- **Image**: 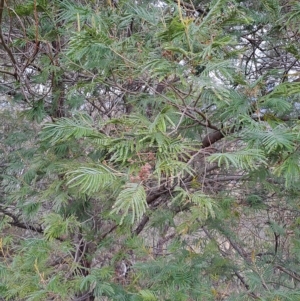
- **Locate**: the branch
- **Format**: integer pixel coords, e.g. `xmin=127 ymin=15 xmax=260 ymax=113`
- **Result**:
xmin=0 ymin=0 xmax=18 ymax=79
xmin=275 ymin=265 xmax=300 ymax=283
xmin=133 ymin=215 xmax=149 ymax=236
xmin=174 ymin=0 xmax=208 ymax=15
xmin=201 ymin=129 xmax=226 ymax=148
xmin=0 ymin=205 xmax=68 ymax=242
xmin=0 ymin=206 xmax=44 ymax=233
xmin=0 ymin=69 xmax=16 ymax=77
xmin=100 ymin=224 xmax=118 ymax=240
xmin=204 ymin=175 xmax=245 ymax=183
xmin=202 ymin=226 xmax=259 ymax=299
xmin=202 ymin=125 xmax=236 ymax=148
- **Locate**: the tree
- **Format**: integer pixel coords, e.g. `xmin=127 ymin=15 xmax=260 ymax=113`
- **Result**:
xmin=1 ymin=0 xmax=300 ymax=300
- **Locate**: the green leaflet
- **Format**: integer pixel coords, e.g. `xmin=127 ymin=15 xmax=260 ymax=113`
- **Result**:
xmin=111 ymin=182 xmax=147 ymax=224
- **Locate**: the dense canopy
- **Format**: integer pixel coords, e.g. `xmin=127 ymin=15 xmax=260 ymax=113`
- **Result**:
xmin=1 ymin=0 xmax=300 ymax=300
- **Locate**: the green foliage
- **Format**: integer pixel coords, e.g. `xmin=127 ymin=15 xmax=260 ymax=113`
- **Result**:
xmin=208 ymin=149 xmax=267 ymax=170
xmin=80 ymin=268 xmax=115 ymax=297
xmin=43 ymin=214 xmax=80 ymax=240
xmin=111 ymin=182 xmax=147 ymax=224
xmin=2 ymin=0 xmax=300 ymax=300
xmin=66 ymin=165 xmax=117 ymax=194
xmin=41 ymin=113 xmax=97 ymax=144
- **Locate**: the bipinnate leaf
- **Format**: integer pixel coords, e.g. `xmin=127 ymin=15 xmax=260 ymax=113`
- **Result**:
xmin=111 ymin=182 xmax=147 ymax=224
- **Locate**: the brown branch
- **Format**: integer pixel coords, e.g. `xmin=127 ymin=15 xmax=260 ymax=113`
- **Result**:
xmin=154 ymin=232 xmax=176 ymax=256
xmin=100 ymin=224 xmax=118 ymax=240
xmin=146 ymin=186 xmax=169 ymax=205
xmin=0 ymin=206 xmax=44 ymax=234
xmin=0 ymin=206 xmax=67 ymax=242
xmin=20 ymin=0 xmax=41 ymax=71
xmin=201 ymin=129 xmax=226 ymax=148
xmin=0 ymin=0 xmax=18 ymax=79
xmin=193 ymin=107 xmax=219 ymax=130
xmin=0 ymin=69 xmax=16 ymax=77
xmin=202 ymin=126 xmax=236 ymax=148
xmin=275 ymin=265 xmax=300 ymax=283
xmin=202 ymin=226 xmax=259 ymax=299
xmin=133 ymin=215 xmax=149 ymax=235
xmin=200 ymin=106 xmax=300 ymax=148
xmin=133 ymin=186 xmax=176 ymax=236
xmin=174 ymin=0 xmax=208 ymax=15
xmin=204 ymin=175 xmax=245 ymax=182
xmin=8 ymin=220 xmax=43 ymax=234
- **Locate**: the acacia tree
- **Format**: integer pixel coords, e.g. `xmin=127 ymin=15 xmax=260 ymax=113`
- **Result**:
xmin=1 ymin=0 xmax=300 ymax=300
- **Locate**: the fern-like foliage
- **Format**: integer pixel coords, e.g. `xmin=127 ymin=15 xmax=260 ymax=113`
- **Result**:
xmin=208 ymin=149 xmax=267 ymax=170
xmin=43 ymin=214 xmax=80 ymax=240
xmin=111 ymin=182 xmax=147 ymax=224
xmin=66 ymin=165 xmax=118 ymax=194
xmin=41 ymin=113 xmax=99 ymax=145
